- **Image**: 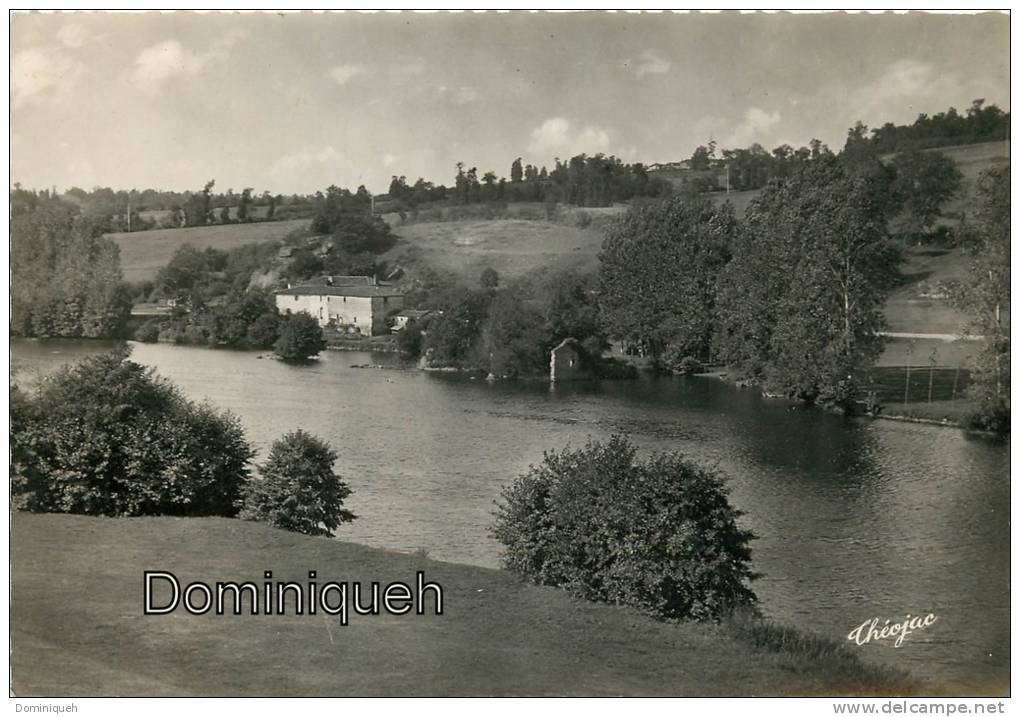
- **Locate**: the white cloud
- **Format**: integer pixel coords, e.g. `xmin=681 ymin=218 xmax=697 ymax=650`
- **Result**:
xmin=849 ymin=59 xmax=984 ymax=126
xmin=721 ymin=107 xmax=782 ymax=147
xmin=630 ymin=49 xmax=671 ymax=77
xmin=56 ymin=23 xmax=98 ymax=49
xmin=272 ymin=145 xmax=341 ymax=173
xmin=328 ymin=64 xmax=362 ymax=86
xmin=11 ymin=48 xmax=81 ymax=109
xmin=435 ymin=85 xmax=478 ymax=106
xmin=132 ymin=31 xmax=245 ymax=90
xmin=527 ymin=117 xmax=613 ymax=159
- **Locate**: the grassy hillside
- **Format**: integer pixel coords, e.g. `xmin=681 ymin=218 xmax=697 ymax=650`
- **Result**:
xmin=11 ymin=513 xmax=918 ymax=697
xmin=108 ymin=219 xmax=309 ymax=284
xmin=385 ymin=218 xmax=607 ymax=285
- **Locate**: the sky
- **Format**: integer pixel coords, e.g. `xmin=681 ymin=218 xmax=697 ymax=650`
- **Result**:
xmin=10 ymin=11 xmax=1010 ymax=196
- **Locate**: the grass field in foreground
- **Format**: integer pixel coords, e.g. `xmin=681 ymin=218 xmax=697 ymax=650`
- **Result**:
xmin=108 ymin=219 xmax=309 ymax=284
xmin=11 ymin=513 xmax=916 ymax=697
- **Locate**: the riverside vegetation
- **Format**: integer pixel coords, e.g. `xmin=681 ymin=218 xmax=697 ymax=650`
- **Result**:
xmin=12 ymin=102 xmax=1007 ymax=432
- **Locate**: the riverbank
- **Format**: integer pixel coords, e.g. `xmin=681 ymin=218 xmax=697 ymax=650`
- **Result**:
xmin=12 ymin=513 xmax=919 ymax=697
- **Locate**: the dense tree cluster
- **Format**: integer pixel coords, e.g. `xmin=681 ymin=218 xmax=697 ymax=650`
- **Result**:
xmin=714 ymin=158 xmax=900 ymax=407
xmin=54 ymin=182 xmax=295 ymax=231
xmin=11 ymin=195 xmax=132 ymax=339
xmin=865 ymin=99 xmax=1009 ymax=154
xmin=681 ymin=101 xmax=1004 ymax=194
xmin=386 ymin=153 xmax=670 ymax=212
xmin=405 ymin=270 xmax=608 ymax=378
xmin=140 ymin=242 xmax=285 ymax=348
xmin=599 ymin=197 xmax=737 ymax=367
xmin=952 ymin=164 xmax=1011 ymax=435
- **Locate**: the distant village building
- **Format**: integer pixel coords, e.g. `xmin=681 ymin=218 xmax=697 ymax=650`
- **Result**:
xmin=275 ymin=275 xmax=404 ymax=336
xmin=277 ymin=246 xmax=294 ymax=259
xmin=549 ymin=338 xmax=593 ymax=382
xmin=391 ymin=309 xmax=432 ymax=333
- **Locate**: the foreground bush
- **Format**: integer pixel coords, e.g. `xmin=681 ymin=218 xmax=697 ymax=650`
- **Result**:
xmin=492 ymin=436 xmax=757 ymax=621
xmin=11 ymin=347 xmax=253 ymax=517
xmin=241 ymin=430 xmax=355 ymax=537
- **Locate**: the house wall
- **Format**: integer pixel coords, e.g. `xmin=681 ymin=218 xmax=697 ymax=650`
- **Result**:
xmin=276 ymin=294 xmax=325 ymax=324
xmin=275 ymin=293 xmax=404 ymax=335
xmin=325 ymin=295 xmax=376 ymax=333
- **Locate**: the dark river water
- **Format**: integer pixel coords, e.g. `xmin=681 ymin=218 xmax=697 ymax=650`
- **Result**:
xmin=11 ymin=338 xmax=1010 ymax=690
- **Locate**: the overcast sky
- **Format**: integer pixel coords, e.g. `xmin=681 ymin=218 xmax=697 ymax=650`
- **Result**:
xmin=10 ymin=11 xmax=1010 ymax=195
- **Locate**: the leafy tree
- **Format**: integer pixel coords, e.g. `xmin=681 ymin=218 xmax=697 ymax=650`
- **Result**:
xmin=311 ymin=184 xmax=372 ymax=234
xmin=241 ymin=430 xmax=355 ymax=537
xmin=10 ymin=195 xmax=132 ymax=338
xmin=841 ymin=121 xmax=875 ymax=164
xmin=237 ymin=188 xmax=254 ymax=222
xmin=274 ymin=312 xmax=327 ymax=360
xmin=479 ymin=267 xmax=499 ymax=289
xmin=184 ymin=180 xmax=216 ymax=227
xmin=421 ymin=289 xmax=491 ymax=368
xmin=11 ymin=348 xmax=253 ymax=517
xmin=492 ymin=436 xmax=757 ymax=621
xmin=953 ymin=165 xmax=1010 ymax=434
xmin=396 ymin=315 xmax=430 ymax=357
xmin=480 ymin=289 xmax=550 ymax=378
xmin=328 ymin=213 xmax=396 ymax=255
xmin=890 ymin=150 xmax=963 ymax=235
xmin=598 ymin=197 xmax=736 ymax=364
xmin=246 ymin=312 xmax=282 ymax=349
xmin=714 ymin=158 xmax=900 ymax=406
xmin=510 ymin=157 xmax=523 ymax=183
xmin=690 ymin=144 xmax=713 ymax=171
xmin=209 ymin=289 xmax=278 ymax=347
xmin=543 ymin=271 xmax=607 ymax=356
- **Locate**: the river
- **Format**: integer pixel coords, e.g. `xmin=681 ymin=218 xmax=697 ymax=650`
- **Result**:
xmin=10 ymin=338 xmax=1010 ymax=690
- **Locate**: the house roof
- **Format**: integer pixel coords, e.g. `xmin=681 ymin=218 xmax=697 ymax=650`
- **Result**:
xmin=323 ymin=275 xmax=373 ymax=286
xmin=395 ymin=309 xmax=431 ymax=318
xmin=277 ymin=284 xmax=404 ymax=298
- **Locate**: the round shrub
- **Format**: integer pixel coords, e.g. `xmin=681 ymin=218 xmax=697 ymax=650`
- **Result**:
xmin=677 ymin=355 xmax=705 ymax=375
xmin=133 ymin=319 xmax=161 ymax=343
xmin=274 ymin=312 xmax=326 ymax=360
xmin=11 ymin=347 xmax=253 ymax=517
xmin=492 ymin=435 xmax=757 ymax=621
xmin=241 ymin=430 xmax=355 ymax=537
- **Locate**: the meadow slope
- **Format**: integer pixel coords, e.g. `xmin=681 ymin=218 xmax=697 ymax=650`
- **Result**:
xmin=11 ymin=513 xmax=917 ymax=697
xmin=108 ymin=219 xmax=308 ymax=284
